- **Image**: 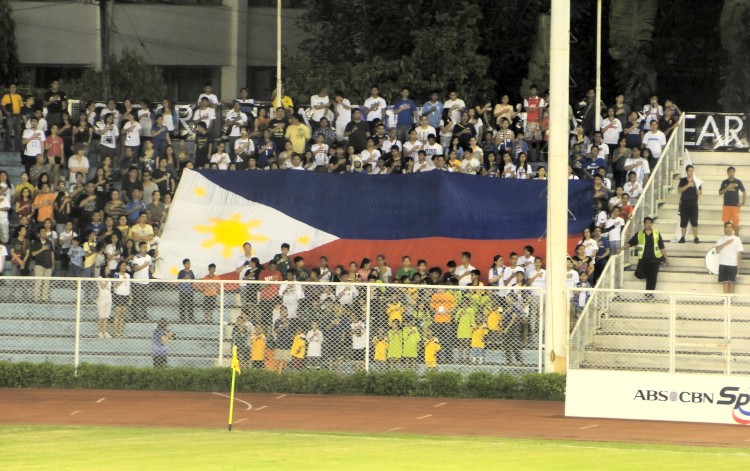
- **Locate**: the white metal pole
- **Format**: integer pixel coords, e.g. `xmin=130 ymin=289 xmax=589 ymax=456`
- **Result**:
xmin=364 ymin=285 xmax=371 ymax=373
xmin=274 ymin=0 xmax=283 ymax=110
xmin=218 ymin=281 xmax=225 ymax=367
xmin=74 ymin=279 xmax=82 ymax=374
xmin=537 ymin=293 xmax=544 ymax=373
xmin=546 ymin=0 xmax=571 ymax=373
xmin=594 ymin=0 xmax=602 ymax=132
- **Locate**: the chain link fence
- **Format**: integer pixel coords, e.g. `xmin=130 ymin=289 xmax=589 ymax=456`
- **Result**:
xmin=0 ymin=277 xmax=545 ymax=375
xmin=569 ymin=288 xmax=750 ymax=375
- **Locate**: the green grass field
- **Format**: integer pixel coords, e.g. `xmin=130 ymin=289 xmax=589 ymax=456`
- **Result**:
xmin=1 ymin=426 xmax=748 ymax=470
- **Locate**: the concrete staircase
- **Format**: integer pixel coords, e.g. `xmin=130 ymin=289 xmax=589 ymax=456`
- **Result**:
xmin=577 ymin=151 xmax=750 ymax=373
xmin=622 ymin=151 xmax=750 ymax=294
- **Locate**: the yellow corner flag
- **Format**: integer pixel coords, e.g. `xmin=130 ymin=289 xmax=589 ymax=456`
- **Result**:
xmin=228 ymin=345 xmax=240 ymax=431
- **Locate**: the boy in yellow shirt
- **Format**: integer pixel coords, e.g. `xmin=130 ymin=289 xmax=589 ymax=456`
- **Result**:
xmin=470 ymin=319 xmax=490 ymax=365
xmin=424 ymin=328 xmax=441 ymax=369
xmin=290 ymin=327 xmax=306 ymax=370
xmin=250 ymin=326 xmax=267 ymax=369
xmin=372 ymin=327 xmax=389 ymax=372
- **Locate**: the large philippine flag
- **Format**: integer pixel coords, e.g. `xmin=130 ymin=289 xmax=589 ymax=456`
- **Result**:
xmin=157 ymin=169 xmax=592 ymax=278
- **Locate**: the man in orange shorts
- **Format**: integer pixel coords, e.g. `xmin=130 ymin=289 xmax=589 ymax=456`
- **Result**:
xmin=719 ymin=166 xmax=746 ymax=235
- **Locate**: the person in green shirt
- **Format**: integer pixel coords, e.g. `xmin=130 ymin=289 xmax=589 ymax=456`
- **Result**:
xmin=387 ymin=319 xmax=403 ymax=369
xmin=401 ymin=318 xmax=422 ymax=370
xmin=455 ymin=299 xmax=476 ymax=364
xmin=395 ymin=255 xmax=417 ymax=282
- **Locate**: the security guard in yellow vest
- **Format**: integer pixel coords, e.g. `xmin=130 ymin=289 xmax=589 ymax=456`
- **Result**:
xmin=618 ymin=217 xmax=669 ymax=291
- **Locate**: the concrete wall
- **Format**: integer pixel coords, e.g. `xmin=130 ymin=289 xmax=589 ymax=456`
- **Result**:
xmin=11 ymin=2 xmax=306 ymax=67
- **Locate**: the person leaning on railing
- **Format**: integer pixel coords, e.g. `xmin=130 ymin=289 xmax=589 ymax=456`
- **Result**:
xmin=617 ymin=216 xmax=669 ymax=294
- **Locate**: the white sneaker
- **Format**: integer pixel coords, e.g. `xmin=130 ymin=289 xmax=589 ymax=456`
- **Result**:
xmin=104 ymin=332 xmax=112 ymax=339
xmin=97 ymin=332 xmax=104 ymax=338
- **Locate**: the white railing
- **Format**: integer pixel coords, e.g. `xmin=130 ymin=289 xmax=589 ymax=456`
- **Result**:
xmin=569 ymin=116 xmax=687 ymax=367
xmin=568 ymin=288 xmax=750 ymax=376
xmin=0 ymin=276 xmax=545 ymax=375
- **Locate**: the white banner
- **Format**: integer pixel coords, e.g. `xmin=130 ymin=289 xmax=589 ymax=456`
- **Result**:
xmin=566 ymin=370 xmax=750 ymax=425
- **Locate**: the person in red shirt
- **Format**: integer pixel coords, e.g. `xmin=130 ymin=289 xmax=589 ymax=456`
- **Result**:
xmin=620 ymin=193 xmax=634 ymax=222
xmin=44 ymin=124 xmax=65 ymax=181
xmin=259 ymin=260 xmax=282 ymax=326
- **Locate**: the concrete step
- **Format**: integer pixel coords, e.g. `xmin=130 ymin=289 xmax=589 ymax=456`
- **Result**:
xmin=663 ymin=194 xmax=735 ymax=205
xmin=621 ymin=279 xmax=750 ymax=294
xmin=591 ymin=335 xmax=750 ymax=352
xmin=688 ymin=152 xmax=750 ymax=166
xmin=664 ymin=256 xmax=750 ymax=271
xmin=578 ymin=350 xmax=749 ymax=374
xmin=654 ymin=220 xmax=749 ymax=237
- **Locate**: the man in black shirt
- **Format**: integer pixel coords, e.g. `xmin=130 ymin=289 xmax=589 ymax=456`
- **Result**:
xmin=618 ymin=217 xmax=669 ymax=292
xmin=193 ymin=122 xmax=212 ymax=168
xmin=31 ymin=227 xmax=55 ymax=302
xmin=268 ymin=107 xmax=287 ymax=152
xmin=677 ymin=165 xmax=702 ymax=243
xmin=43 ymin=80 xmax=67 ymax=127
xmin=719 ymin=166 xmax=747 ymax=235
xmin=344 ymin=109 xmax=368 ymax=153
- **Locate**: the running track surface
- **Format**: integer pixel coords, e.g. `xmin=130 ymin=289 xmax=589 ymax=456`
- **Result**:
xmin=1 ymin=389 xmax=748 ymax=447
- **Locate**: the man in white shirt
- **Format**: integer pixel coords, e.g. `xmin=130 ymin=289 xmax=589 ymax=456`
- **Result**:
xmin=415 ymin=115 xmax=436 ymax=143
xmin=423 ymin=134 xmax=443 ymax=161
xmin=454 ymin=251 xmax=476 ymax=286
xmin=363 ymin=85 xmax=387 ymax=131
xmin=623 ymin=147 xmax=650 ymax=185
xmin=122 ymin=113 xmax=142 ymax=157
xmin=233 ymin=127 xmax=255 ymax=167
xmin=21 ymin=117 xmax=45 ymax=174
xmin=517 ymin=245 xmax=536 ymax=279
xmin=198 ymin=82 xmax=220 ymax=108
xmin=381 ymin=128 xmax=402 ymax=155
xmin=225 ymin=101 xmax=248 ymax=158
xmin=334 ymin=91 xmax=352 ymax=142
xmin=235 ymin=242 xmax=254 ymax=274
xmin=643 ymin=120 xmax=667 ymax=160
xmin=336 ymin=272 xmax=359 ymax=306
xmin=642 ymin=95 xmax=663 ymax=127
xmin=601 ymin=107 xmax=623 ymax=154
xmin=0 ymin=183 xmax=10 ymax=244
xmin=715 ymin=222 xmax=744 ymax=293
xmin=193 ymin=97 xmax=216 ymax=129
xmin=131 ymin=242 xmax=152 ymax=321
xmin=309 ymin=87 xmax=330 ymax=128
xmin=413 ymin=151 xmax=434 ymax=172
xmin=25 ymin=109 xmax=48 ymax=132
xmin=99 ymin=99 xmax=121 ymax=127
xmin=443 ymin=90 xmax=466 ymax=124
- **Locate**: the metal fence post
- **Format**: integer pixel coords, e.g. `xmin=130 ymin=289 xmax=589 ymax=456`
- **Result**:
xmin=538 ymin=291 xmax=544 ymax=373
xmin=364 ymin=284 xmax=371 ymax=373
xmin=218 ymin=281 xmax=225 ymax=367
xmin=74 ymin=279 xmax=82 ymax=374
xmin=669 ymin=293 xmax=676 ymax=373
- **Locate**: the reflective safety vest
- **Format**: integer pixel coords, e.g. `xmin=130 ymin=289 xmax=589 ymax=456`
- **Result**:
xmin=636 ymin=229 xmax=662 ymax=259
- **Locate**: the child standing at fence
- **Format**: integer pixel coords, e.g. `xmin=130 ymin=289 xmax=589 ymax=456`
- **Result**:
xmin=305 ymin=320 xmax=323 ymax=369
xmin=68 ymin=238 xmax=84 ymax=278
xmin=290 ymin=327 xmax=306 ymax=370
xmin=387 ymin=319 xmax=403 ymax=369
xmin=401 ymin=317 xmax=421 ymax=370
xmin=350 ymin=312 xmax=367 ymax=371
xmin=424 ymin=330 xmax=441 ymax=370
xmin=197 ymin=263 xmax=219 ymax=324
xmin=573 ymin=272 xmax=592 ymax=331
xmin=470 ymin=319 xmax=490 ymax=365
xmin=372 ymin=327 xmax=389 ymax=372
xmin=250 ymin=326 xmax=266 ymax=369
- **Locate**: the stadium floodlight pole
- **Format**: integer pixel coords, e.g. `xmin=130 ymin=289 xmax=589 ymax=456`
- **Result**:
xmin=274 ymin=0 xmax=283 ymax=110
xmin=545 ymin=0 xmax=571 ymax=373
xmin=594 ymin=0 xmax=602 ymax=131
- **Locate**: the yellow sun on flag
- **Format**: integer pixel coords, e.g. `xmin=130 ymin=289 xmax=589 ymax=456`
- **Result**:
xmin=193 ymin=187 xmax=207 ymax=197
xmin=194 ymin=214 xmax=269 ymax=259
xmin=296 ymin=235 xmax=311 ymax=246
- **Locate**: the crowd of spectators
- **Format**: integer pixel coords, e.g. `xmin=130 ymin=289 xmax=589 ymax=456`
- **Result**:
xmin=0 ymin=79 xmax=686 ymax=369
xmin=0 ymin=82 xmax=680 ymax=287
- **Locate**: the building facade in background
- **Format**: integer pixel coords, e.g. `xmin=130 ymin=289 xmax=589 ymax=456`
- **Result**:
xmin=11 ymin=0 xmax=307 ymax=101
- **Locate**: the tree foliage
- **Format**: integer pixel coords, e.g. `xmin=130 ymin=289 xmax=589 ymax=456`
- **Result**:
xmin=0 ymin=0 xmax=21 ymax=84
xmin=718 ymin=0 xmax=750 ymax=112
xmin=66 ymin=49 xmax=167 ymax=101
xmin=286 ymin=0 xmax=494 ymax=103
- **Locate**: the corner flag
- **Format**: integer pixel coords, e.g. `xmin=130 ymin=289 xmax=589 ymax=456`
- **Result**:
xmin=228 ymin=345 xmax=240 ymax=431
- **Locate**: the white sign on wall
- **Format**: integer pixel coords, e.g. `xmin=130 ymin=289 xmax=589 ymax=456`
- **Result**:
xmin=566 ymin=369 xmax=750 ymax=425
